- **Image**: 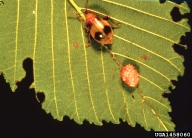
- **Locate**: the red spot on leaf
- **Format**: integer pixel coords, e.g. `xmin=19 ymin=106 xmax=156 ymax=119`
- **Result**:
xmin=73 ymin=41 xmax=79 ymax=49
xmin=141 ymin=54 xmax=148 ymax=60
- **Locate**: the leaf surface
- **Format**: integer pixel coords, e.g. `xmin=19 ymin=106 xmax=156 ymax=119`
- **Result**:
xmin=0 ymin=0 xmax=190 ymax=131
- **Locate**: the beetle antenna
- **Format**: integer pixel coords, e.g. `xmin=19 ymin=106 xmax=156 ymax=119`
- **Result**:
xmin=85 ymin=0 xmax=88 ymax=14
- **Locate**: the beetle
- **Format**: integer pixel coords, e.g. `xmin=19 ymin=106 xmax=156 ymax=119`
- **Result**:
xmin=84 ymin=0 xmax=120 ymax=45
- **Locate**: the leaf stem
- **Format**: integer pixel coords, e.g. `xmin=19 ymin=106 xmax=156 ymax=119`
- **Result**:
xmin=68 ymin=0 xmax=85 ymax=21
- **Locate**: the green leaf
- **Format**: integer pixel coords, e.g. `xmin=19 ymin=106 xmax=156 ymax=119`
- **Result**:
xmin=0 ymin=0 xmax=190 ymax=131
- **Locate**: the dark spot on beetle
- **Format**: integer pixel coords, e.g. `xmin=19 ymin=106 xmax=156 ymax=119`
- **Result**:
xmin=94 ymin=32 xmax=104 ymax=41
xmin=103 ymin=25 xmax=111 ymax=35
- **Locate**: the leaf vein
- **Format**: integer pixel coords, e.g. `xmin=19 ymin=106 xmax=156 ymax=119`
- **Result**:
xmin=51 ymin=0 xmax=59 ymax=119
xmin=81 ymin=25 xmax=101 ymax=125
xmin=65 ymin=0 xmax=80 ymax=122
xmin=121 ymin=88 xmax=132 ymax=125
xmin=141 ymin=100 xmax=148 ymax=129
xmin=168 ymin=1 xmax=190 ymax=13
xmin=102 ymin=0 xmax=188 ymax=30
xmin=114 ymin=34 xmax=182 ymax=73
xmin=139 ymin=92 xmax=168 ymax=131
xmin=140 ymin=75 xmax=164 ymax=91
xmin=33 ymin=0 xmax=38 ymax=90
xmin=113 ymin=52 xmax=170 ymax=83
xmin=150 ymin=108 xmax=168 ymax=131
xmin=145 ymin=96 xmax=170 ymax=110
xmin=4 ymin=65 xmax=15 ymax=72
xmin=14 ymin=0 xmax=20 ymax=90
xmin=100 ymin=50 xmax=117 ymax=122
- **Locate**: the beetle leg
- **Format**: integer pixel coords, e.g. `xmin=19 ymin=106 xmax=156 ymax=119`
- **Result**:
xmin=101 ymin=15 xmax=120 ymax=28
xmin=85 ymin=26 xmax=92 ymax=47
xmin=76 ymin=14 xmax=84 ymax=22
xmin=108 ymin=21 xmax=121 ymax=29
xmin=85 ymin=26 xmax=89 ymax=35
xmin=86 ymin=34 xmax=92 ymax=47
xmin=102 ymin=15 xmax=110 ymax=20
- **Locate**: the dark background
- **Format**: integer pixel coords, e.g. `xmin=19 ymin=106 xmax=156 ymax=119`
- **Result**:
xmin=0 ymin=1 xmax=191 ymax=137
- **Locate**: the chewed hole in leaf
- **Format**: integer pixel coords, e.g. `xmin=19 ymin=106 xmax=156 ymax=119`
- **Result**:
xmin=173 ymin=44 xmax=187 ymax=55
xmin=159 ymin=0 xmax=166 ymax=4
xmin=36 ymin=92 xmax=45 ymax=103
xmin=22 ymin=58 xmax=34 ymax=84
xmin=171 ymin=7 xmax=182 ymax=22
